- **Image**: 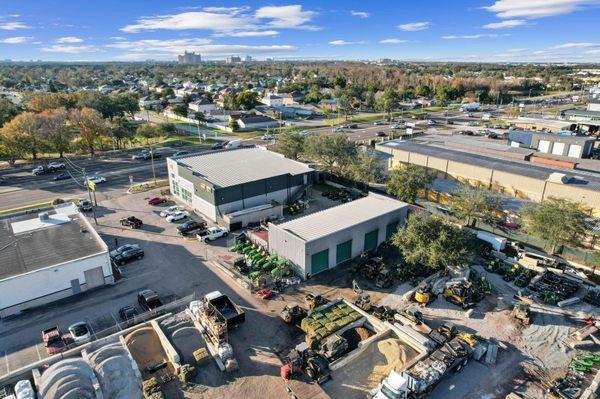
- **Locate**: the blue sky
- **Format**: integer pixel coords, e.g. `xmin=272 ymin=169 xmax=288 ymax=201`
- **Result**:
xmin=1 ymin=0 xmax=600 ymax=62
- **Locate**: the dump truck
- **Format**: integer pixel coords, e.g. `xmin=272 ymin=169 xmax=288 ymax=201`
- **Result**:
xmin=205 ymin=291 xmax=245 ymax=329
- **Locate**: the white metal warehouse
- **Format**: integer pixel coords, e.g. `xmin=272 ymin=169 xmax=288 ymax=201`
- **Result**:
xmin=268 ymin=193 xmax=409 ymax=279
xmin=0 ymin=204 xmax=113 ymax=317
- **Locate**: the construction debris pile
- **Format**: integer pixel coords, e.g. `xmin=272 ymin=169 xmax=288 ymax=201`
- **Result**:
xmin=300 ymin=303 xmax=363 ymax=347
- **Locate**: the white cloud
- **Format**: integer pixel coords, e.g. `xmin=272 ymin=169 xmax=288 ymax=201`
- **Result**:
xmin=0 ymin=21 xmax=31 ymax=30
xmin=442 ymin=34 xmax=507 ymax=39
xmin=42 ymin=45 xmax=101 ymax=53
xmin=255 ymin=5 xmax=317 ymax=29
xmin=398 ymin=22 xmax=430 ymax=31
xmin=218 ymin=30 xmax=279 ymax=37
xmin=379 ymin=38 xmax=408 ymax=44
xmin=483 ymin=19 xmax=527 ymax=28
xmin=56 ymin=36 xmax=84 ymax=43
xmin=585 ymin=49 xmax=600 ymax=54
xmin=121 ymin=5 xmax=317 ymax=34
xmin=110 ymin=36 xmax=126 ymax=40
xmin=0 ymin=36 xmax=32 ymax=44
xmin=350 ymin=10 xmax=370 ymax=18
xmin=484 ymin=0 xmax=600 ymax=19
xmin=329 ymin=40 xmax=367 ymax=45
xmin=551 ymin=42 xmax=600 ymax=48
xmin=121 ymin=11 xmax=255 ymax=33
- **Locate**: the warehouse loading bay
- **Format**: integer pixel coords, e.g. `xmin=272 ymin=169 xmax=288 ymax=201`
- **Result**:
xmin=1 ymin=181 xmax=599 ymax=399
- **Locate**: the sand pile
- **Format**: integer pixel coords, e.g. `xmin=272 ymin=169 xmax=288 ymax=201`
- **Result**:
xmin=329 ymin=337 xmax=417 ymax=398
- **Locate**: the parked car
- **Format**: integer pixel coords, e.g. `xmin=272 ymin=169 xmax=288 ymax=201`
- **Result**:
xmin=68 ymin=321 xmax=91 ymax=343
xmin=261 ymin=133 xmax=274 ymax=140
xmin=348 ymin=124 xmax=358 ymax=128
xmin=173 ymin=151 xmax=189 ymax=157
xmin=120 ymin=216 xmax=143 ymax=229
xmin=42 ymin=327 xmax=66 ymax=355
xmin=86 ymin=175 xmax=106 ymax=184
xmin=159 ymin=205 xmax=183 ymax=217
xmin=197 ymin=226 xmax=229 ymax=242
xmin=109 ymin=243 xmax=141 ymax=258
xmin=166 ymin=210 xmax=189 ymax=222
xmin=32 ymin=166 xmax=50 ymax=176
xmin=111 ymin=245 xmax=144 ymax=266
xmin=147 ymin=197 xmax=167 ymax=205
xmin=211 ymin=142 xmax=226 ymax=150
xmin=137 ymin=290 xmax=163 ymax=311
xmin=373 ymin=121 xmax=386 ymax=125
xmin=119 ymin=305 xmax=139 ymax=322
xmin=48 ymin=162 xmax=65 ymax=170
xmin=177 ymin=220 xmax=207 ymax=235
xmin=77 ymin=199 xmax=93 ymax=212
xmin=376 ymin=131 xmax=388 ymax=137
xmin=54 ymin=173 xmax=70 ymax=181
xmin=225 ymin=139 xmax=241 ymax=149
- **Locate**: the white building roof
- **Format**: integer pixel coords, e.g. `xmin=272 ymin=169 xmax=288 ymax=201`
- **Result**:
xmin=275 ymin=193 xmax=408 ymax=242
xmin=174 ymin=147 xmax=312 ymax=188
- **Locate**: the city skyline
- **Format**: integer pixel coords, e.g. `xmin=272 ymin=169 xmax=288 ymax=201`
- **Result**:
xmin=0 ymin=0 xmax=600 ymax=62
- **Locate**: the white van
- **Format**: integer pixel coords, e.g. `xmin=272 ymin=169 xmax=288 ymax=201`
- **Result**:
xmin=225 ymin=139 xmax=242 ymax=149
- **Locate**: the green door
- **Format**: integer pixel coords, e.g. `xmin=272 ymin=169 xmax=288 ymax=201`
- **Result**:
xmin=336 ymin=240 xmax=352 ymax=264
xmin=386 ymin=221 xmax=399 ymax=240
xmin=364 ymin=229 xmax=379 ymax=252
xmin=311 ymin=249 xmax=329 ymax=275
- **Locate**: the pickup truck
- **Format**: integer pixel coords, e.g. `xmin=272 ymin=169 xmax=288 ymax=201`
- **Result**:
xmin=42 ymin=326 xmax=67 ymax=356
xmin=120 ymin=216 xmax=143 ymax=229
xmin=197 ymin=226 xmax=229 ymax=242
xmin=205 ymin=291 xmax=245 ymax=329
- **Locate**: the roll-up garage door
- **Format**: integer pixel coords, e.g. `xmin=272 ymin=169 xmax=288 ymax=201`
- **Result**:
xmin=538 ymin=140 xmax=550 ymax=153
xmin=568 ymin=144 xmax=582 ymax=158
xmin=386 ymin=221 xmax=399 ymax=240
xmin=364 ymin=229 xmax=379 ymax=252
xmin=552 ymin=142 xmax=565 ymax=156
xmin=336 ymin=240 xmax=352 ymax=264
xmin=311 ymin=249 xmax=329 ymax=275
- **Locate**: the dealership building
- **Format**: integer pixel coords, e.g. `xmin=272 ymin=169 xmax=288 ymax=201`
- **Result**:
xmin=0 ymin=204 xmax=113 ymax=317
xmin=167 ymin=147 xmax=314 ymax=222
xmin=268 ymin=193 xmax=409 ymax=278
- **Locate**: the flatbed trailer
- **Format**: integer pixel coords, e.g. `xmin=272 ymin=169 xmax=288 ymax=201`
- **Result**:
xmin=283 ymin=373 xmax=330 ymax=399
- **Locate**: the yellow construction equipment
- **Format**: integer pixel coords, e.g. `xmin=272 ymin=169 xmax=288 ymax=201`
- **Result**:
xmin=352 ymin=280 xmax=371 ymax=311
xmin=512 ymin=304 xmax=531 ymax=325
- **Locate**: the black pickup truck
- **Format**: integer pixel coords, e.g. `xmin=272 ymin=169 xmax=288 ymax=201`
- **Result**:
xmin=120 ymin=216 xmax=143 ymax=229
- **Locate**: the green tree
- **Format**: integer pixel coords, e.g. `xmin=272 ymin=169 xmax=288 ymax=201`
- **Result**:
xmin=195 ymin=111 xmax=206 ymax=122
xmin=136 ymin=124 xmax=161 ymax=145
xmin=392 ymin=213 xmax=474 ymax=270
xmin=111 ymin=117 xmax=137 ymax=148
xmin=2 ymin=112 xmax=45 ymax=159
xmin=171 ymin=103 xmax=188 ymax=118
xmin=0 ymin=97 xmax=21 ymax=127
xmin=376 ymin=89 xmax=399 ymax=120
xmin=157 ymin=123 xmax=176 ymax=136
xmin=235 ymin=91 xmax=259 ymax=110
xmin=70 ymin=107 xmax=108 ymax=156
xmin=522 ymin=197 xmax=591 ymax=253
xmin=349 ymin=151 xmax=382 ymax=185
xmin=303 ymin=133 xmax=356 ymax=175
xmin=228 ymin=119 xmax=240 ymax=132
xmin=0 ymin=125 xmax=26 ymax=165
xmin=275 ymin=130 xmax=305 ymax=160
xmin=449 ymin=186 xmax=503 ymax=226
xmin=40 ymin=108 xmax=72 ymax=157
xmin=113 ymin=92 xmax=140 ymax=119
xmin=386 ymin=164 xmax=434 ymax=203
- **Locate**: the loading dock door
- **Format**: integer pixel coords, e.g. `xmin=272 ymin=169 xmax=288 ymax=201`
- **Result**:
xmin=568 ymin=144 xmax=582 ymax=158
xmin=311 ymin=249 xmax=329 ymax=275
xmin=538 ymin=140 xmax=550 ymax=153
xmin=552 ymin=142 xmax=565 ymax=156
xmin=84 ymin=267 xmax=105 ymax=289
xmin=336 ymin=240 xmax=352 ymax=264
xmin=364 ymin=229 xmax=379 ymax=252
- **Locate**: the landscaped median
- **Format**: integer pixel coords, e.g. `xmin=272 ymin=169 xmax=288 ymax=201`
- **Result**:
xmin=0 ymin=198 xmax=74 ymax=217
xmin=127 ymin=179 xmax=170 ymax=194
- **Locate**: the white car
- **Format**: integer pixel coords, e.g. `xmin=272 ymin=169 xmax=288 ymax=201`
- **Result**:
xmin=86 ymin=176 xmax=106 ymax=184
xmin=160 ymin=205 xmax=183 ymax=217
xmin=197 ymin=226 xmax=229 ymax=242
xmin=48 ymin=162 xmax=65 ymax=169
xmin=166 ymin=211 xmax=189 ymax=222
xmin=68 ymin=321 xmax=91 ymax=343
xmin=261 ymin=134 xmax=274 ymax=140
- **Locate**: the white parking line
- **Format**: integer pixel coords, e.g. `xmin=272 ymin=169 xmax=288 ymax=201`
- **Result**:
xmin=87 ymin=320 xmax=96 ymax=339
xmin=111 ymin=312 xmax=122 ymax=331
xmin=35 ymin=344 xmax=43 ymax=361
xmin=4 ymin=350 xmax=9 ymax=374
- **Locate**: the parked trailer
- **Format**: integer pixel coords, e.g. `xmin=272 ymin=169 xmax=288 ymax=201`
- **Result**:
xmin=205 ymin=291 xmax=245 ymax=329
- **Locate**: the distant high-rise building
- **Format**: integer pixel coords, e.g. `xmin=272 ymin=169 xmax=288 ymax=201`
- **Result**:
xmin=245 ymin=55 xmax=253 ymax=62
xmin=226 ymin=55 xmax=241 ymax=64
xmin=178 ymin=51 xmax=202 ymax=64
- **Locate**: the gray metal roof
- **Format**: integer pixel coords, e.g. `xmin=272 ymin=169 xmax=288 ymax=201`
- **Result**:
xmin=377 ymin=139 xmax=600 ymax=190
xmin=0 ymin=209 xmax=107 ymax=281
xmin=174 ymin=147 xmax=313 ymax=188
xmin=274 ymin=193 xmax=408 ymax=242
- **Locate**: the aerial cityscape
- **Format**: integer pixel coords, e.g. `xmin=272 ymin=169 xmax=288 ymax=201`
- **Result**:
xmin=1 ymin=1 xmax=600 ymax=399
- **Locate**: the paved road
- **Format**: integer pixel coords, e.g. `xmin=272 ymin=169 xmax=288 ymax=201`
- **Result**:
xmin=0 ymin=146 xmax=208 ymax=211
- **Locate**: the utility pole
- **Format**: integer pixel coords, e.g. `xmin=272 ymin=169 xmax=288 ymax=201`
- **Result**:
xmin=149 ymin=143 xmax=157 ymax=184
xmin=83 ymin=168 xmax=98 ymax=225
